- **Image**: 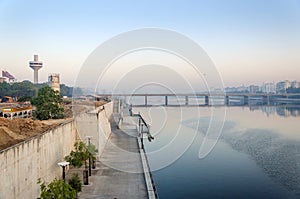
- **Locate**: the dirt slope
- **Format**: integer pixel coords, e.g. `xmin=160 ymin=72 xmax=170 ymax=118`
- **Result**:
xmin=0 ymin=118 xmax=57 ymax=151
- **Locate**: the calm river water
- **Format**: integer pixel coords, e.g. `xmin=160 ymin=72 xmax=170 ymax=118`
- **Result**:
xmin=134 ymin=104 xmax=300 ymax=199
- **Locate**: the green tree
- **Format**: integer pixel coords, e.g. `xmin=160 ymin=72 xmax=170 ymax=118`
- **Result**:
xmin=68 ymin=173 xmax=82 ymax=194
xmin=0 ymin=80 xmax=79 ymax=99
xmin=11 ymin=81 xmax=36 ymax=97
xmin=38 ymin=178 xmax=76 ymax=199
xmin=65 ymin=142 xmax=89 ymax=168
xmin=17 ymin=96 xmax=32 ymax=102
xmin=65 ymin=141 xmax=97 ymax=169
xmin=86 ymin=143 xmax=97 ymax=161
xmin=0 ymin=82 xmax=10 ymax=98
xmin=31 ymin=86 xmax=64 ymax=120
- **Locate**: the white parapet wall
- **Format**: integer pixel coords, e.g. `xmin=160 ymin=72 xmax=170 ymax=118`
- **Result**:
xmin=0 ymin=120 xmax=78 ymax=199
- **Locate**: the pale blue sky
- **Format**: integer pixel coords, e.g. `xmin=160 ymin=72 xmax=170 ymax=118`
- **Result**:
xmin=0 ymin=0 xmax=300 ymax=86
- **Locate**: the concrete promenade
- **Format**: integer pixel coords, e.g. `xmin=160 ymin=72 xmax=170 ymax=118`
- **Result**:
xmin=79 ymin=106 xmax=149 ymax=199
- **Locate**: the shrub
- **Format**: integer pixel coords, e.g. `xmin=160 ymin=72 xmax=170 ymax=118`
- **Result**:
xmin=38 ymin=178 xmax=76 ymax=199
xmin=68 ymin=173 xmax=82 ymax=193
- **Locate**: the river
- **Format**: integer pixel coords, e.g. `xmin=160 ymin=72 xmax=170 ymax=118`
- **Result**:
xmin=133 ymin=104 xmax=300 ymax=199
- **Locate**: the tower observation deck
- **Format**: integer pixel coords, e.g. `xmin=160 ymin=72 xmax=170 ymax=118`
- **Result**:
xmin=29 ymin=55 xmax=43 ymax=84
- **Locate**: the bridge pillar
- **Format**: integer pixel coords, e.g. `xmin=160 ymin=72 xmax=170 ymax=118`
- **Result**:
xmin=243 ymin=95 xmax=249 ymax=105
xmin=185 ymin=96 xmax=189 ymax=106
xmin=145 ymin=95 xmax=148 ymax=106
xmin=225 ymin=96 xmax=229 ymax=105
xmin=263 ymin=95 xmax=270 ymax=105
xmin=205 ymin=96 xmax=209 ymax=106
xmin=165 ymin=96 xmax=168 ymax=106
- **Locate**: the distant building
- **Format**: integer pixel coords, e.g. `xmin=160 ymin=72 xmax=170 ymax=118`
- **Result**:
xmin=225 ymin=86 xmax=248 ymax=93
xmin=48 ymin=73 xmax=60 ymax=92
xmin=0 ymin=77 xmax=7 ymax=83
xmin=0 ymin=104 xmax=32 ymax=119
xmin=276 ymin=80 xmax=290 ymax=93
xmin=291 ymin=81 xmax=298 ymax=88
xmin=225 ymin=87 xmax=236 ymax=93
xmin=248 ymin=85 xmax=260 ymax=93
xmin=236 ymin=85 xmax=248 ymax=93
xmin=1 ymin=70 xmax=17 ymax=83
xmin=262 ymin=82 xmax=276 ymax=93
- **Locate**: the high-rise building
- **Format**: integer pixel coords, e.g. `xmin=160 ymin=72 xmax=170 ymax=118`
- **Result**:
xmin=291 ymin=81 xmax=298 ymax=88
xmin=29 ymin=55 xmax=43 ymax=84
xmin=48 ymin=73 xmax=60 ymax=92
xmin=276 ymin=80 xmax=290 ymax=93
xmin=248 ymin=85 xmax=260 ymax=93
xmin=262 ymin=82 xmax=276 ymax=93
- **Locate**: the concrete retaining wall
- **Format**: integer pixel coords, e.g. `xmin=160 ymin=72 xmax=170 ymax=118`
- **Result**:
xmin=0 ymin=120 xmax=78 ymax=199
xmin=75 ymin=102 xmax=113 ymax=157
xmin=0 ymin=102 xmax=114 ymax=199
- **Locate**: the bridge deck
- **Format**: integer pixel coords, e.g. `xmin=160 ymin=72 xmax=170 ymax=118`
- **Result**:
xmin=92 ymin=93 xmax=300 ymax=97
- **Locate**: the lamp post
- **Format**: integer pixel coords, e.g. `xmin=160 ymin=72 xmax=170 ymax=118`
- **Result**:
xmin=86 ymin=136 xmax=92 ymax=176
xmin=138 ymin=117 xmax=141 ymax=132
xmin=141 ymin=124 xmax=144 ymax=150
xmin=57 ymin=161 xmax=69 ymax=181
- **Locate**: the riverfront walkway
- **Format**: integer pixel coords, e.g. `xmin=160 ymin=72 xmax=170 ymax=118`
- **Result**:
xmin=79 ymin=106 xmax=148 ymax=199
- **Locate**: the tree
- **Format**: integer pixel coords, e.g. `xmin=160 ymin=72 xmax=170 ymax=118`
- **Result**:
xmin=65 ymin=141 xmax=97 ymax=168
xmin=38 ymin=178 xmax=76 ymax=199
xmin=31 ymin=86 xmax=64 ymax=120
xmin=65 ymin=142 xmax=89 ymax=168
xmin=86 ymin=143 xmax=97 ymax=162
xmin=18 ymin=96 xmax=32 ymax=102
xmin=60 ymin=84 xmax=73 ymax=97
xmin=11 ymin=81 xmax=36 ymax=97
xmin=65 ymin=141 xmax=98 ymax=186
xmin=0 ymin=80 xmax=77 ymax=99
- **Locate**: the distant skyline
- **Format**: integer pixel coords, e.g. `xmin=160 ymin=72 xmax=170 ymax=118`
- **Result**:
xmin=0 ymin=0 xmax=300 ymax=87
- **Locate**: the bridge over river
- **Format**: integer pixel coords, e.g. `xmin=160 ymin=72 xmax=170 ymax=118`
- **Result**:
xmin=91 ymin=93 xmax=300 ymax=106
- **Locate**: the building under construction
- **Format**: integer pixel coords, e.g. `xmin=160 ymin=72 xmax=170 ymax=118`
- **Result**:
xmin=0 ymin=104 xmax=32 ymax=119
xmin=48 ymin=73 xmax=60 ymax=92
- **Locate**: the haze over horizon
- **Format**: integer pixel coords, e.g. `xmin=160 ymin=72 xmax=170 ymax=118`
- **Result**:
xmin=0 ymin=0 xmax=300 ymax=88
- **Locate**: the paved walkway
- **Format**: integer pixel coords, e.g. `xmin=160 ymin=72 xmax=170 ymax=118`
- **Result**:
xmin=79 ymin=106 xmax=148 ymax=199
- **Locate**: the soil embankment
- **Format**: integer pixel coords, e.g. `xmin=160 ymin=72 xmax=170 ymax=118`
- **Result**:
xmin=0 ymin=118 xmax=63 ymax=151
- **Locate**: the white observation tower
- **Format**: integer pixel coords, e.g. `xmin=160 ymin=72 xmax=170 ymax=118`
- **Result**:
xmin=29 ymin=55 xmax=43 ymax=84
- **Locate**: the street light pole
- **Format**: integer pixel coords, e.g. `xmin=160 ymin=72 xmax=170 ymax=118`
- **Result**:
xmin=86 ymin=136 xmax=92 ymax=176
xmin=57 ymin=161 xmax=70 ymax=181
xmin=141 ymin=124 xmax=144 ymax=150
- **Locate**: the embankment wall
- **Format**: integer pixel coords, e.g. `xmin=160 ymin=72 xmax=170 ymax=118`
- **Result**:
xmin=0 ymin=120 xmax=77 ymax=199
xmin=75 ymin=102 xmax=113 ymax=156
xmin=0 ymin=102 xmax=113 ymax=199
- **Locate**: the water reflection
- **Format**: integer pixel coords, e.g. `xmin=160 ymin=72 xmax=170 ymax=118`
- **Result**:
xmin=249 ymin=105 xmax=300 ymax=117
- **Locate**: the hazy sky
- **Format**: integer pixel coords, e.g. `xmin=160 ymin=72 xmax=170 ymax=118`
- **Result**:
xmin=0 ymin=0 xmax=300 ymax=87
